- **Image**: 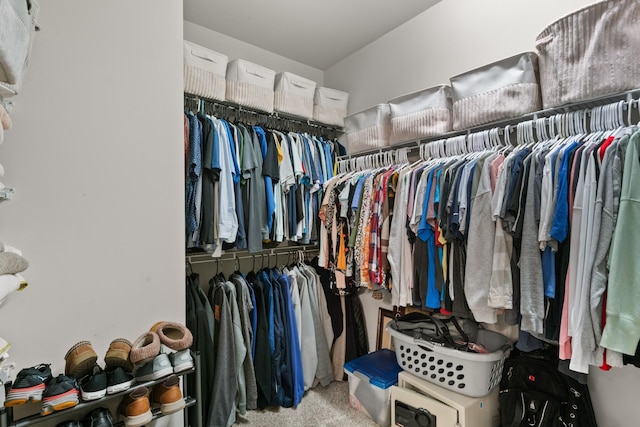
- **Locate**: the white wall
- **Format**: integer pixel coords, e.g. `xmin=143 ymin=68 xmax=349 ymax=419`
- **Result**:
xmin=325 ymin=1 xmax=640 ymax=425
xmin=184 ymin=21 xmax=324 ymax=87
xmin=0 ymin=0 xmax=184 ymax=388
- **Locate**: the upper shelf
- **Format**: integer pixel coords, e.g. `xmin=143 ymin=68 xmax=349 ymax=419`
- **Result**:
xmin=339 ymin=87 xmax=640 ymax=159
xmin=184 ymin=93 xmax=345 ymax=135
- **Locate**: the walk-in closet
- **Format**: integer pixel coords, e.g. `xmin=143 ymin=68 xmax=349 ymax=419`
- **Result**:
xmin=1 ymin=1 xmax=640 ymax=426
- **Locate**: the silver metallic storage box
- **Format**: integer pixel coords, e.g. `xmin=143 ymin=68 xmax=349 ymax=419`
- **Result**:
xmin=345 ymin=104 xmax=391 ymax=154
xmin=450 ymin=52 xmax=541 ymax=130
xmin=313 ymin=87 xmax=349 ymax=127
xmin=226 ymin=59 xmax=276 ymax=113
xmin=274 ymin=72 xmax=316 ymax=119
xmin=388 ymin=85 xmax=453 ymax=145
xmin=536 ymin=0 xmax=640 ymax=109
xmin=183 ymin=41 xmax=228 ymax=101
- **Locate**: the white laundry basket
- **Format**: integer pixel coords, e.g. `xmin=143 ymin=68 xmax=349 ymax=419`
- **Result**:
xmin=387 ymin=322 xmax=511 ymax=398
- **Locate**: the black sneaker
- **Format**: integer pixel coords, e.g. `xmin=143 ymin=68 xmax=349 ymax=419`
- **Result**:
xmin=80 ymin=365 xmax=107 ymax=401
xmin=82 ymin=407 xmax=113 ymax=427
xmin=56 ymin=420 xmax=81 ymax=427
xmin=4 ymin=364 xmax=52 ymax=407
xmin=106 ymin=366 xmax=134 ymax=395
xmin=41 ymin=374 xmax=79 ymax=416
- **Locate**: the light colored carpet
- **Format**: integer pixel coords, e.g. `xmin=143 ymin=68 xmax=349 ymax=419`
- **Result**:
xmin=234 ymin=380 xmax=380 ymax=426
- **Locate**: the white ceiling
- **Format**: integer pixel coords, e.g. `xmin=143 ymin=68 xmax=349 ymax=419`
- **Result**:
xmin=183 ymin=0 xmax=442 ymax=70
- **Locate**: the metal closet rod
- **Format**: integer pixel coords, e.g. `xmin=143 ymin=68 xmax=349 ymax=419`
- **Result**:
xmin=186 ymin=245 xmax=319 ymax=265
xmin=338 ymin=87 xmax=640 ymax=160
xmin=183 ymin=94 xmax=344 ymax=133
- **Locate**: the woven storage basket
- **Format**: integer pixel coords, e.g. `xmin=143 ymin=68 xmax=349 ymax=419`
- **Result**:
xmin=313 ymin=87 xmax=349 ymax=127
xmin=345 ymin=104 xmax=390 ymax=154
xmin=387 ymin=321 xmax=512 ymax=398
xmin=388 ymin=85 xmax=452 ymax=145
xmin=274 ymin=72 xmax=316 ymax=119
xmin=536 ymin=0 xmax=640 ymax=108
xmin=450 ymin=52 xmax=541 ymax=131
xmin=183 ymin=41 xmax=227 ymax=101
xmin=226 ymin=59 xmax=275 ymax=113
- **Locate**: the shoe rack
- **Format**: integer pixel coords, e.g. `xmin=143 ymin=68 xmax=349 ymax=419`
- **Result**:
xmin=0 ymin=352 xmax=202 ymax=427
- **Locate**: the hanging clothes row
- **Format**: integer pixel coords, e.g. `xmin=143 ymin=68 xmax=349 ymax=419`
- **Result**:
xmin=321 ymin=99 xmax=640 ymax=378
xmin=184 ymin=102 xmax=347 ymax=255
xmin=185 ymin=253 xmax=368 ymax=427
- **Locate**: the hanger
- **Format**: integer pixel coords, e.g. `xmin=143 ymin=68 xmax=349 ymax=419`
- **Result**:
xmin=186 ymin=260 xmax=194 ymax=276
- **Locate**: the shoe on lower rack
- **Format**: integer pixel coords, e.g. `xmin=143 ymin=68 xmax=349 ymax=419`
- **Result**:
xmin=80 ymin=365 xmax=107 ymax=401
xmin=151 ymin=374 xmax=185 ymax=416
xmin=82 ymin=407 xmax=114 ymax=427
xmin=134 ymin=353 xmax=172 ymax=382
xmin=118 ymin=387 xmax=152 ymax=427
xmin=41 ymin=374 xmax=79 ymax=416
xmin=4 ymin=363 xmax=52 ymax=407
xmin=106 ymin=366 xmax=134 ymax=395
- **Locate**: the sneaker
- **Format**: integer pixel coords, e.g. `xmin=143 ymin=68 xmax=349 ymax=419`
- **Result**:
xmin=82 ymin=407 xmax=113 ymax=427
xmin=106 ymin=367 xmax=134 ymax=395
xmin=129 ymin=332 xmax=160 ymax=366
xmin=56 ymin=420 xmax=81 ymax=427
xmin=150 ymin=322 xmax=193 ymax=352
xmin=64 ymin=341 xmax=98 ymax=380
xmin=41 ymin=374 xmax=79 ymax=416
xmin=104 ymin=338 xmax=133 ymax=372
xmin=79 ymin=365 xmax=107 ymax=401
xmin=4 ymin=364 xmax=52 ymax=407
xmin=168 ymin=349 xmax=194 ymax=373
xmin=118 ymin=387 xmax=152 ymax=427
xmin=151 ymin=374 xmax=185 ymax=415
xmin=134 ymin=353 xmax=172 ymax=382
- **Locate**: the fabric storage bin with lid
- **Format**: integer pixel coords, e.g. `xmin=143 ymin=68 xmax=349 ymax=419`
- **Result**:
xmin=386 ymin=321 xmax=512 ymax=398
xmin=535 ymin=0 xmax=640 ymax=109
xmin=0 ymin=0 xmax=39 ymax=96
xmin=343 ymin=348 xmax=403 ymax=427
xmin=345 ymin=103 xmax=390 ymax=154
xmin=274 ymin=72 xmax=316 ymax=119
xmin=313 ymin=87 xmax=349 ymax=127
xmin=183 ymin=41 xmax=228 ymax=101
xmin=226 ymin=59 xmax=276 ymax=113
xmin=450 ymin=52 xmax=541 ymax=130
xmin=388 ymin=85 xmax=453 ymax=145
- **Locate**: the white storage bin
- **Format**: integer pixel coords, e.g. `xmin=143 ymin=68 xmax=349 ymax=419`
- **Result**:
xmin=313 ymin=87 xmax=349 ymax=127
xmin=274 ymin=72 xmax=316 ymax=119
xmin=536 ymin=0 xmax=640 ymax=108
xmin=343 ymin=349 xmax=402 ymax=427
xmin=388 ymin=85 xmax=453 ymax=145
xmin=450 ymin=52 xmax=541 ymax=130
xmin=226 ymin=59 xmax=275 ymax=113
xmin=345 ymin=103 xmax=390 ymax=154
xmin=183 ymin=41 xmax=228 ymax=101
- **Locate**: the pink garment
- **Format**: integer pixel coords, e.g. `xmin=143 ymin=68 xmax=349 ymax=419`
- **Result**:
xmin=490 ymin=154 xmax=505 ymax=193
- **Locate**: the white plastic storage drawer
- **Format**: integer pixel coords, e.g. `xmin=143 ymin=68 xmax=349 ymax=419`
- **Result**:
xmin=183 ymin=41 xmax=228 ymax=101
xmin=345 ymin=103 xmax=390 ymax=154
xmin=343 ymin=349 xmax=402 ymax=427
xmin=226 ymin=59 xmax=275 ymax=113
xmin=313 ymin=87 xmax=349 ymax=127
xmin=274 ymin=72 xmax=316 ymax=119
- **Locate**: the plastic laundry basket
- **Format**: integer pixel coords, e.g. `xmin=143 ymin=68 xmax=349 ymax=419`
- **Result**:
xmin=386 ymin=322 xmax=512 ymax=397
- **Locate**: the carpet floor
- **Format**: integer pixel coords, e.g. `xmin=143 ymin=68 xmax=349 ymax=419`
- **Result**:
xmin=234 ymin=380 xmax=379 ymax=426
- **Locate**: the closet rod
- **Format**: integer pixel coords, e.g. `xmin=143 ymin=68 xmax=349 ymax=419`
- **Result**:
xmin=338 ymin=87 xmax=640 ymax=160
xmin=183 ymin=94 xmax=344 ymax=133
xmin=186 ymin=245 xmax=319 ymax=265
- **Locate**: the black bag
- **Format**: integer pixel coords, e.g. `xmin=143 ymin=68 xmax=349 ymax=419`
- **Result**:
xmin=393 ymin=312 xmax=478 ymax=352
xmin=499 ymin=350 xmax=597 ymax=427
